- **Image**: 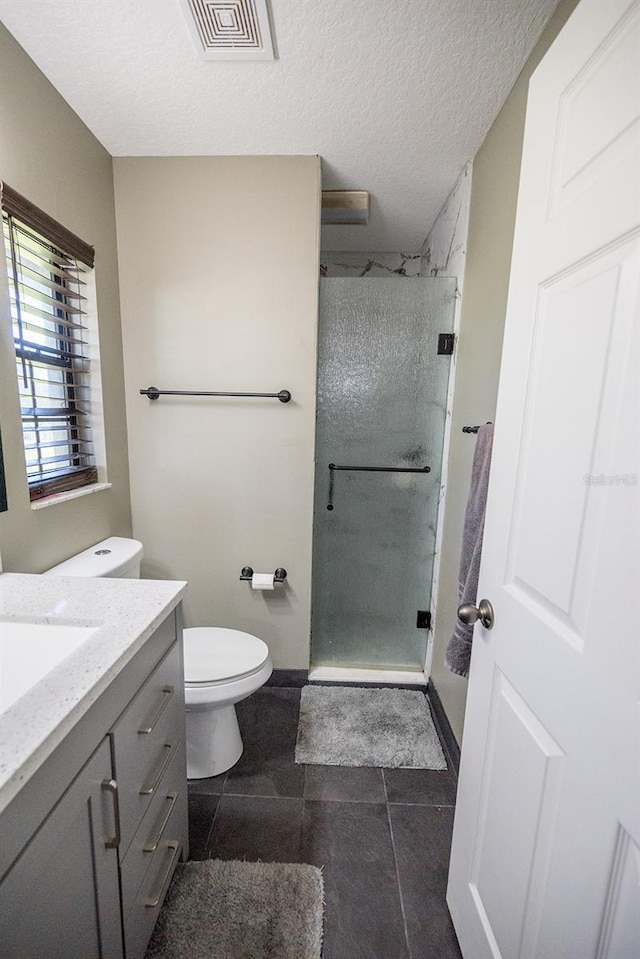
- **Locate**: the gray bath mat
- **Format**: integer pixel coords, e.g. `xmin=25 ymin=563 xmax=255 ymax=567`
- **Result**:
xmin=145 ymin=859 xmax=323 ymax=959
xmin=295 ymin=685 xmax=447 ymax=769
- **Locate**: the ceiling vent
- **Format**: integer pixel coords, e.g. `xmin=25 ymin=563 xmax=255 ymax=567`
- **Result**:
xmin=179 ymin=0 xmax=274 ymax=61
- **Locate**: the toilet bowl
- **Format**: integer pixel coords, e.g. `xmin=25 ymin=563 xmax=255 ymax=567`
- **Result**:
xmin=45 ymin=538 xmax=273 ymax=780
xmin=183 ymin=627 xmax=272 ymax=778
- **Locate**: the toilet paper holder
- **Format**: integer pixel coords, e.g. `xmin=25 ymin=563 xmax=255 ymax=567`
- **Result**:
xmin=240 ymin=566 xmax=287 ymax=584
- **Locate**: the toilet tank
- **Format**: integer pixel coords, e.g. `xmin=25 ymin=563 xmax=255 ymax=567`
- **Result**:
xmin=44 ymin=537 xmax=143 ymax=578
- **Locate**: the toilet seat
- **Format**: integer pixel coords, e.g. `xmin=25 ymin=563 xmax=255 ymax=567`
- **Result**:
xmin=183 ymin=627 xmax=270 ymax=686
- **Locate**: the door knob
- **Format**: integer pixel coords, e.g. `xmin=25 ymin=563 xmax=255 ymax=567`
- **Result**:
xmin=457 ymin=599 xmax=495 ymax=629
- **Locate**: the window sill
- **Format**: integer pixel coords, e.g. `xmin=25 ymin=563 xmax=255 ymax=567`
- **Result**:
xmin=30 ymin=482 xmax=112 ymax=511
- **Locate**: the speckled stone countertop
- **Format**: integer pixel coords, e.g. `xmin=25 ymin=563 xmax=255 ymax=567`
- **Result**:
xmin=0 ymin=572 xmax=187 ymax=813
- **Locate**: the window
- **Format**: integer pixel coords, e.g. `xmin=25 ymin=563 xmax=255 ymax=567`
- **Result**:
xmin=1 ymin=184 xmax=99 ymax=502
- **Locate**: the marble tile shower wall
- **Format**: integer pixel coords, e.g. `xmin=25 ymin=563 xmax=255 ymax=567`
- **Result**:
xmin=418 ymin=163 xmax=472 ymax=669
xmin=319 ymin=163 xmax=471 ymax=283
xmin=419 ymin=164 xmax=472 ymax=282
xmin=320 ymin=251 xmax=421 ymax=277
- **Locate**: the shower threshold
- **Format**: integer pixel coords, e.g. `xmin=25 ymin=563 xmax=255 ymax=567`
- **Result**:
xmin=308 ymin=666 xmax=427 ymax=686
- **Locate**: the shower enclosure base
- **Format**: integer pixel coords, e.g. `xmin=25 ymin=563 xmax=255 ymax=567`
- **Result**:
xmin=309 ymin=666 xmax=427 ymax=686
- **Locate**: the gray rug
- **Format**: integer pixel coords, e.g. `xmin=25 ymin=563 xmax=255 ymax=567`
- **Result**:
xmin=145 ymin=859 xmax=323 ymax=959
xmin=295 ymin=685 xmax=447 ymax=769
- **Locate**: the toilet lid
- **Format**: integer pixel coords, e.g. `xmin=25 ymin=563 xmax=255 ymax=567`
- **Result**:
xmin=183 ymin=627 xmax=270 ymax=683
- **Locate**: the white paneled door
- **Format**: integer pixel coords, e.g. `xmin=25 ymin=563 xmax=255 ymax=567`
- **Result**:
xmin=447 ymin=1 xmax=640 ymax=957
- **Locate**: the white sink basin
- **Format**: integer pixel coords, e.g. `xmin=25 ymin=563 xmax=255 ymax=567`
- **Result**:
xmin=0 ymin=620 xmax=101 ymax=714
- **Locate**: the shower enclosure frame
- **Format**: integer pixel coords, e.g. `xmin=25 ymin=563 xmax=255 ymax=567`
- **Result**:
xmin=310 ymin=276 xmax=458 ymax=682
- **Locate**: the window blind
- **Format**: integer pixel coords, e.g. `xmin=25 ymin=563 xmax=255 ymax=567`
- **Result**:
xmin=2 ymin=185 xmax=98 ymax=501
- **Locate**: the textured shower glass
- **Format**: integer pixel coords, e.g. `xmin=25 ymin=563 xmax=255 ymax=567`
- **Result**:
xmin=311 ymin=277 xmax=456 ymax=670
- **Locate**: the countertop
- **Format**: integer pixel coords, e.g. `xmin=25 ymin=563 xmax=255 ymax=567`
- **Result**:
xmin=0 ymin=572 xmax=187 ymax=813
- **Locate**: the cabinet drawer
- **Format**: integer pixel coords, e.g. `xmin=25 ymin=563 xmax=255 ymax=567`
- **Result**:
xmin=120 ymin=738 xmax=187 ymax=922
xmin=112 ymin=641 xmax=185 ymax=853
xmin=124 ymin=834 xmax=183 ymax=959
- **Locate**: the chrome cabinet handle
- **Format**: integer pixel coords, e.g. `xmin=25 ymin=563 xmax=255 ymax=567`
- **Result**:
xmin=457 ymin=599 xmax=495 ymax=629
xmin=101 ymin=779 xmax=121 ymax=849
xmin=139 ymin=741 xmax=179 ymax=796
xmin=138 ymin=685 xmax=174 ymax=734
xmin=143 ymin=792 xmax=179 ymax=852
xmin=144 ymin=841 xmax=181 ymax=908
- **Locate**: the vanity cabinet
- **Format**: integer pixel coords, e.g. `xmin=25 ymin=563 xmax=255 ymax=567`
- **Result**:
xmin=0 ymin=738 xmax=123 ymax=959
xmin=0 ymin=609 xmax=188 ymax=959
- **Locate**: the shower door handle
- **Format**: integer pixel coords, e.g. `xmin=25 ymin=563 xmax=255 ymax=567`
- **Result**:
xmin=328 ymin=464 xmax=430 ymax=473
xmin=327 ymin=462 xmax=431 ymax=510
xmin=457 ymin=600 xmax=495 ymax=629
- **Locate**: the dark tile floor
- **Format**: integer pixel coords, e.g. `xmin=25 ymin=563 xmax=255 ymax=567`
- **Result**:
xmin=187 ymin=687 xmax=463 ymax=959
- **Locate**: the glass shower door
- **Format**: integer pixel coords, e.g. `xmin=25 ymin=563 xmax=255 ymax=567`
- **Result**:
xmin=311 ymin=277 xmax=456 ymax=670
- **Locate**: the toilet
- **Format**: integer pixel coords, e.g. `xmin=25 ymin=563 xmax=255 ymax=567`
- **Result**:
xmin=183 ymin=627 xmax=271 ymax=778
xmin=45 ymin=537 xmax=273 ymax=779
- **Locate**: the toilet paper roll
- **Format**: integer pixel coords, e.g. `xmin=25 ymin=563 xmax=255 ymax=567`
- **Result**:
xmin=251 ymin=572 xmax=275 ymax=590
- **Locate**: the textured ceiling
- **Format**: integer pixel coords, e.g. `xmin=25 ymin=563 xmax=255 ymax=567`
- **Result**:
xmin=0 ymin=0 xmax=559 ymax=251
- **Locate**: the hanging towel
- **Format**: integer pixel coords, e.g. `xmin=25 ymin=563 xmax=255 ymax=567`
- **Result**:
xmin=445 ymin=423 xmax=494 ymax=678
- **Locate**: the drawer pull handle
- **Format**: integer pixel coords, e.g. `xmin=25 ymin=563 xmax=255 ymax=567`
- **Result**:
xmin=139 ymin=741 xmax=179 ymax=796
xmin=101 ymin=779 xmax=121 ymax=850
xmin=143 ymin=792 xmax=179 ymax=852
xmin=138 ymin=685 xmax=175 ymax=735
xmin=144 ymin=841 xmax=181 ymax=908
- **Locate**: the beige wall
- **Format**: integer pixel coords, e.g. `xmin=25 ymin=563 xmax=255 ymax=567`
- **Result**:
xmin=0 ymin=25 xmax=132 ymax=572
xmin=430 ymin=0 xmax=580 ymax=744
xmin=114 ymin=157 xmax=320 ymax=668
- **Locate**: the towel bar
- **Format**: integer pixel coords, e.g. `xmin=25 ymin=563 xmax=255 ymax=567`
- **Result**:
xmin=327 ymin=462 xmax=431 ymax=510
xmin=328 ymin=464 xmax=430 ymax=473
xmin=462 ymin=422 xmax=492 ymax=433
xmin=140 ymin=387 xmax=291 ymax=403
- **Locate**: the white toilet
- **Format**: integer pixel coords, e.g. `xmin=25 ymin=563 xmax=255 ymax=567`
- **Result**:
xmin=45 ymin=537 xmax=273 ymax=779
xmin=183 ymin=627 xmax=271 ymax=778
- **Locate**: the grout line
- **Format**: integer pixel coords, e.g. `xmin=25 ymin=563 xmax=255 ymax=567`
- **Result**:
xmin=202 ymin=791 xmax=224 ymax=857
xmin=303 ymin=796 xmax=388 ymax=805
xmin=201 ymin=770 xmax=230 ymax=850
xmin=303 ymin=795 xmax=388 ymax=807
xmin=382 ymin=767 xmax=389 ymax=804
xmin=301 ymin=775 xmax=308 ymax=866
xmin=384 ymin=771 xmax=414 ymax=959
xmin=387 ymin=799 xmax=456 ymax=808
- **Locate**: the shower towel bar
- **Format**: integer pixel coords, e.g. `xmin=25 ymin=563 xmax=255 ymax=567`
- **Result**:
xmin=140 ymin=386 xmax=291 ymax=403
xmin=327 ymin=462 xmax=431 ymax=511
xmin=328 ymin=464 xmax=431 ymax=473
